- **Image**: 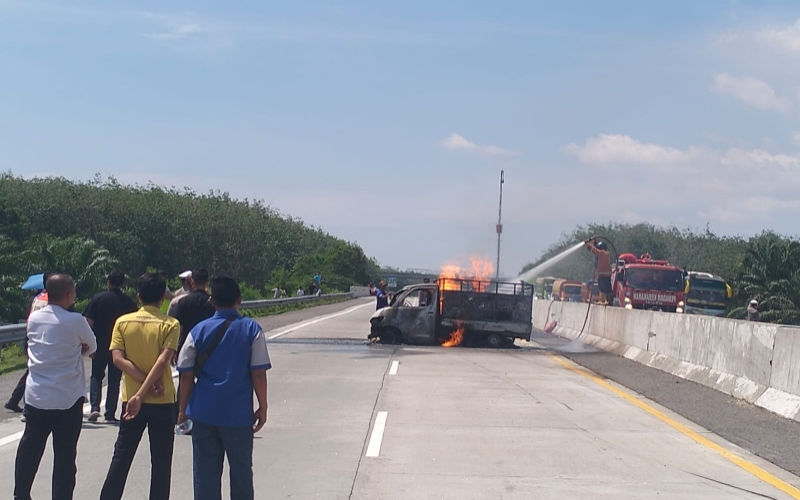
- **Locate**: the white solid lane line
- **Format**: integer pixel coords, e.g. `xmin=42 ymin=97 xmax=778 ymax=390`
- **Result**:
xmin=0 ymin=431 xmax=23 ymax=448
xmin=267 ymin=302 xmax=373 ymax=340
xmin=389 ymin=360 xmax=399 ymax=375
xmin=0 ymin=371 xmax=181 ymax=449
xmin=366 ymin=411 xmax=388 ymax=458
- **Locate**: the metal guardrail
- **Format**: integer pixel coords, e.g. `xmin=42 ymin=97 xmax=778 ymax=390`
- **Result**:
xmin=0 ymin=292 xmax=355 ymax=346
xmin=239 ymin=292 xmax=352 ymax=309
xmin=0 ymin=323 xmax=26 ymax=345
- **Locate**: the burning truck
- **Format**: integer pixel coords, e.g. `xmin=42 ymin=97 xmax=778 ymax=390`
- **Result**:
xmin=369 ymin=260 xmax=534 ymax=347
xmin=611 ymin=253 xmax=686 ymax=313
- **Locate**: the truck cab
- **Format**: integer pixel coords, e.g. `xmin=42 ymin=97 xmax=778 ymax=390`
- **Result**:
xmin=371 ymin=284 xmax=439 ymax=345
xmin=552 ymin=279 xmax=583 ymax=302
xmin=369 ymin=278 xmax=534 ymax=347
xmin=684 ymin=272 xmax=732 ymax=316
xmin=612 ymin=253 xmax=686 ymax=313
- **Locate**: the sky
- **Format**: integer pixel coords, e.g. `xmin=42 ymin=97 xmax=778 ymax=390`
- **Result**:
xmin=3 ymin=0 xmax=800 ymax=276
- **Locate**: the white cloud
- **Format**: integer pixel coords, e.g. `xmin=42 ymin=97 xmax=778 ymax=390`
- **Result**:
xmin=146 ymin=23 xmax=202 ymax=40
xmin=563 ymin=132 xmax=800 ymax=226
xmin=439 ymin=133 xmax=520 ymax=156
xmin=756 ymin=20 xmax=800 ymax=53
xmin=562 ymin=134 xmax=700 ymax=167
xmin=721 ymin=148 xmax=800 ymax=169
xmin=139 ymin=12 xmax=205 ymax=41
xmin=711 ymin=73 xmax=790 ymax=112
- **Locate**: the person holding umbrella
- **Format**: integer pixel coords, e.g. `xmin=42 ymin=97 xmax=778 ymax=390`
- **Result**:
xmin=4 ymin=272 xmax=52 ymax=418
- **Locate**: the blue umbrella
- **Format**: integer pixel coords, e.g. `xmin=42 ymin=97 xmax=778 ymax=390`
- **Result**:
xmin=21 ymin=273 xmax=44 ymax=291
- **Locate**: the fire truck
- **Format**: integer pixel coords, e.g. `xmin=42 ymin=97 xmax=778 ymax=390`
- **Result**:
xmin=611 ymin=253 xmax=686 ymax=313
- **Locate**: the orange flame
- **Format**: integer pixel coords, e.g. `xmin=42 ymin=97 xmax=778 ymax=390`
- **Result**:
xmin=442 ymin=323 xmax=464 ymax=347
xmin=438 ymin=257 xmax=494 ymax=292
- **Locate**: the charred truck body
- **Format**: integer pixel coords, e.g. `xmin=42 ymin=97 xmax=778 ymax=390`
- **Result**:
xmin=369 ymin=278 xmax=534 ymax=347
xmin=612 ymin=253 xmax=686 ymax=313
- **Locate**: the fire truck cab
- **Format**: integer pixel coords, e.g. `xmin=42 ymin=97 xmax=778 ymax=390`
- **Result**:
xmin=611 ymin=253 xmax=686 ymax=313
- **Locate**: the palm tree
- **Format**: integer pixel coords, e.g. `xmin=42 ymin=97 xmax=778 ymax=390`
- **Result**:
xmin=19 ymin=234 xmax=118 ymax=297
xmin=729 ymin=233 xmax=800 ymax=324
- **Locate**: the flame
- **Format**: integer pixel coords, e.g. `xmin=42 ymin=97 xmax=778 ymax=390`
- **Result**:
xmin=442 ymin=323 xmax=464 ymax=347
xmin=438 ymin=257 xmax=494 ymax=292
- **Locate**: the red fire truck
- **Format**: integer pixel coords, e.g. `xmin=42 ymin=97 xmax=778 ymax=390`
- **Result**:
xmin=611 ymin=253 xmax=686 ymax=313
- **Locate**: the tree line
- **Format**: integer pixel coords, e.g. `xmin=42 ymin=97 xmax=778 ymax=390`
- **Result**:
xmin=0 ymin=173 xmax=381 ymax=322
xmin=520 ymin=223 xmax=800 ymax=324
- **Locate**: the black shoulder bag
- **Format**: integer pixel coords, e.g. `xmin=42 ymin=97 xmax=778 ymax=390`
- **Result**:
xmin=194 ymin=316 xmax=236 ymax=376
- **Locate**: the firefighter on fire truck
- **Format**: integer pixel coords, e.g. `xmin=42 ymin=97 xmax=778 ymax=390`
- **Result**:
xmin=585 ymin=238 xmax=612 ymax=305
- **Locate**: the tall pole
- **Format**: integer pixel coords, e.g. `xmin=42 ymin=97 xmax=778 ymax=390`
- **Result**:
xmin=495 ymin=170 xmax=504 ymax=280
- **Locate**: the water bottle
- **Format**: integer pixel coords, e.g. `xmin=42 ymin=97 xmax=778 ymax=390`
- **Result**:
xmin=174 ymin=419 xmax=193 ymax=435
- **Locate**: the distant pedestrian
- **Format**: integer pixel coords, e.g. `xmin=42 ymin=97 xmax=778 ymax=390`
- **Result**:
xmin=5 ymin=272 xmax=53 ymax=417
xmin=314 ymin=272 xmax=322 ymax=289
xmin=177 ymin=275 xmax=270 ymax=500
xmin=99 ymin=272 xmax=180 ymax=500
xmin=368 ymin=282 xmax=376 ymax=296
xmin=375 ymin=281 xmax=390 ymax=310
xmin=297 ymin=287 xmax=305 ymax=297
xmin=309 ymin=282 xmax=317 ymax=296
xmin=83 ymin=270 xmax=138 ymax=423
xmin=14 ymin=274 xmax=97 ymax=500
xmin=272 ymin=286 xmax=282 ymax=299
xmin=748 ymin=300 xmax=760 ymax=322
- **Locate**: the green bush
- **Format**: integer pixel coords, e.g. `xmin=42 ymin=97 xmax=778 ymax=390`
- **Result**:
xmin=0 ymin=342 xmax=27 ymax=375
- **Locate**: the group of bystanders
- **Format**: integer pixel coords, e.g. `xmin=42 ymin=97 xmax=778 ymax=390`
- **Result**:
xmin=7 ymin=270 xmax=271 ymax=500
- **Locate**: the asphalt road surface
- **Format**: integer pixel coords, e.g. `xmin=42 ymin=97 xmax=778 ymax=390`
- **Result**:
xmin=2 ymin=297 xmax=800 ymax=499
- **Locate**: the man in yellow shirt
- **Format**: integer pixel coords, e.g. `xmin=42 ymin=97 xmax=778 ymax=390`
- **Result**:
xmin=99 ymin=272 xmax=179 ymax=500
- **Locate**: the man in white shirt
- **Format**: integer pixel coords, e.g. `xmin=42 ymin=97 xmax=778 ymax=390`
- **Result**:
xmin=14 ymin=274 xmax=97 ymax=500
xmin=297 ymin=287 xmax=305 ymax=297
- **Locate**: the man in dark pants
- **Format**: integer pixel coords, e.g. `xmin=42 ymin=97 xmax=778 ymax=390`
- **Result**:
xmin=99 ymin=273 xmax=179 ymax=500
xmin=177 ymin=275 xmax=271 ymax=500
xmin=169 ymin=269 xmax=215 ymax=420
xmin=170 ymin=268 xmax=215 ymax=353
xmin=14 ymin=274 xmax=97 ymax=500
xmin=586 ymin=238 xmax=613 ymax=305
xmin=84 ymin=270 xmax=138 ymax=423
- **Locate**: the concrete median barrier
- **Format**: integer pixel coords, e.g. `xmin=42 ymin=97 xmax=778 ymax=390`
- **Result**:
xmin=538 ymin=301 xmax=800 ymax=421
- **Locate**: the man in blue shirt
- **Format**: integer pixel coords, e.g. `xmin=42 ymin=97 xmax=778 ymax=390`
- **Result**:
xmin=177 ymin=275 xmax=271 ymax=500
xmin=375 ymin=280 xmax=391 ymax=310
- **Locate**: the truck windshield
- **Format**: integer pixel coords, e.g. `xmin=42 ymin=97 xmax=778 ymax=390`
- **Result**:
xmin=564 ymin=285 xmax=581 ymax=296
xmin=688 ymin=279 xmax=727 ymax=301
xmin=626 ymin=269 xmax=684 ymax=291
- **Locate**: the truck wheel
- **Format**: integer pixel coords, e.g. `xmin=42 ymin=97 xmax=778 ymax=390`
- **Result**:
xmin=486 ymin=333 xmax=504 ymax=348
xmin=380 ymin=328 xmax=401 ymax=345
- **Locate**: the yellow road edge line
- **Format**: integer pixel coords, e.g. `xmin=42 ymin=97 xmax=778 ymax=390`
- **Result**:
xmin=549 ymin=353 xmax=800 ymax=499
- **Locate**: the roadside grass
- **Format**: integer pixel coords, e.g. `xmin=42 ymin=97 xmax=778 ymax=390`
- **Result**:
xmin=0 ymin=298 xmax=353 ymax=376
xmin=0 ymin=343 xmax=26 ymax=376
xmin=240 ymin=296 xmax=352 ymax=319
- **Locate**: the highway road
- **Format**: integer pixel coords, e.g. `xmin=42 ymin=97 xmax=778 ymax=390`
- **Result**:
xmin=2 ymin=296 xmax=800 ymax=499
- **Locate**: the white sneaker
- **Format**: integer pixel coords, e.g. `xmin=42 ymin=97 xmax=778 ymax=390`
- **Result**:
xmin=20 ymin=414 xmax=26 ymax=423
xmin=88 ymin=411 xmax=101 ymax=422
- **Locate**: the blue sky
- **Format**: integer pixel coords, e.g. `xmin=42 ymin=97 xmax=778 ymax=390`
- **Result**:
xmin=3 ymin=0 xmax=800 ymax=275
